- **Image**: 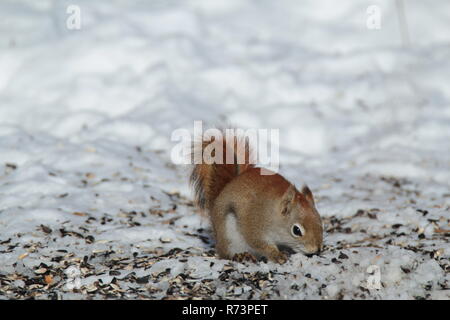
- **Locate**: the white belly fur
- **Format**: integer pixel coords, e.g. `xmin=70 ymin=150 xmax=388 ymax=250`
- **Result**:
xmin=224 ymin=214 xmax=254 ymax=256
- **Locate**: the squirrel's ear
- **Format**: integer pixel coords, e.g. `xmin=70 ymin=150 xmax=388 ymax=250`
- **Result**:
xmin=301 ymin=185 xmax=315 ymax=206
xmin=280 ymin=185 xmax=297 ymax=216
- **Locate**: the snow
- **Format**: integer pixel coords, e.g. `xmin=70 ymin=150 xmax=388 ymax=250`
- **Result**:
xmin=0 ymin=0 xmax=449 ymax=299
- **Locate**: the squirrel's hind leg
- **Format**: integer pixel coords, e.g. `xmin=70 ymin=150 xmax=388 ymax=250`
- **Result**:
xmin=209 ymin=204 xmax=233 ymax=259
xmin=211 ymin=203 xmax=254 ymax=259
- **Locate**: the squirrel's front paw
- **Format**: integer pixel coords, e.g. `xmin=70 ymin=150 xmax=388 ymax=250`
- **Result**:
xmin=269 ymin=251 xmax=288 ymax=264
xmin=232 ymin=252 xmax=257 ymax=263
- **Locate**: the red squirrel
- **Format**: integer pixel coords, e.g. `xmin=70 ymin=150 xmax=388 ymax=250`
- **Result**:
xmin=190 ymin=131 xmax=323 ymax=263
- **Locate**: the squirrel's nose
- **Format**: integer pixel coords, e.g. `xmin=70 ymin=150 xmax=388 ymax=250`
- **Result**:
xmin=305 ymin=252 xmax=317 ymax=257
xmin=305 ymin=246 xmax=322 ymax=257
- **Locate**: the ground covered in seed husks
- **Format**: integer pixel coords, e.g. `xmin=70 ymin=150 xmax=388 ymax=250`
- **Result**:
xmin=0 ymin=0 xmax=449 ymax=299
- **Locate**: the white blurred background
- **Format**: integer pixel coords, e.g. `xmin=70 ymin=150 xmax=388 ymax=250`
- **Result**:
xmin=0 ymin=0 xmax=449 ymax=300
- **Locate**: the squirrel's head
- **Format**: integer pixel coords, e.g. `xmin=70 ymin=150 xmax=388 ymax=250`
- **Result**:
xmin=277 ymin=184 xmax=323 ymax=256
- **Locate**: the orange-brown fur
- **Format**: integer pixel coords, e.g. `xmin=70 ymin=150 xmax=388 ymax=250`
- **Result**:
xmin=190 ymin=132 xmax=323 ymax=263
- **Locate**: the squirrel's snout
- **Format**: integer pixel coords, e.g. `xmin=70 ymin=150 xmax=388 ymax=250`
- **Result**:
xmin=305 ymin=248 xmax=321 ymax=257
xmin=304 ymin=243 xmax=323 ymax=257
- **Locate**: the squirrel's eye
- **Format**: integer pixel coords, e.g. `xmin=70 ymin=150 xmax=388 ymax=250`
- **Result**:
xmin=291 ymin=224 xmax=303 ymax=237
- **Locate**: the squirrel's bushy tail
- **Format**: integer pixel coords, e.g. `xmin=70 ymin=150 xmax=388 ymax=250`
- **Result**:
xmin=190 ymin=132 xmax=254 ymax=212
